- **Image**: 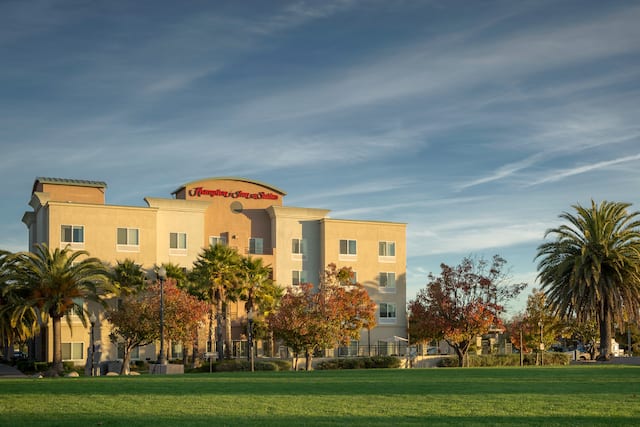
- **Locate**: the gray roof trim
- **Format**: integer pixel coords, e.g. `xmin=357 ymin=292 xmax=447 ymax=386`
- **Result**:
xmin=33 ymin=177 xmax=107 ymax=194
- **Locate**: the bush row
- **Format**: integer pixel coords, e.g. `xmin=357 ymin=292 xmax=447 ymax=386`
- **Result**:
xmin=316 ymin=356 xmax=401 ymax=370
xmin=436 ymin=352 xmax=571 ymax=367
xmin=188 ymin=359 xmax=292 ymax=372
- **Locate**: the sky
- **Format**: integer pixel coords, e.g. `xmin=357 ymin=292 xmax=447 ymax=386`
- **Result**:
xmin=1 ymin=0 xmax=639 ymax=315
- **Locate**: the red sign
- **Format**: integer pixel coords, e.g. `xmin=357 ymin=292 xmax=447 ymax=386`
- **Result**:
xmin=188 ymin=187 xmax=279 ymax=200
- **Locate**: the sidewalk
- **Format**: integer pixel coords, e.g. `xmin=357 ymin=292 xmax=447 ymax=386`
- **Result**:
xmin=0 ymin=363 xmax=27 ymax=378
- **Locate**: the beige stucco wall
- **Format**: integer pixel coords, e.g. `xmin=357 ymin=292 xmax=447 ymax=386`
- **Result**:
xmin=145 ymin=198 xmax=210 ymax=268
xmin=267 ymin=206 xmax=330 ymax=287
xmin=321 ymin=219 xmax=407 ymax=345
xmin=37 ymin=182 xmax=106 ymax=204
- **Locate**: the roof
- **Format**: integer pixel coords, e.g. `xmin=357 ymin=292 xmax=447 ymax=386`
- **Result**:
xmin=172 ymin=176 xmax=286 ymax=196
xmin=33 ymin=177 xmax=107 ymax=194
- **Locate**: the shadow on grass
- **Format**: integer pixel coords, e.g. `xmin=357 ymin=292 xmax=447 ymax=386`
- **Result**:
xmin=2 ymin=413 xmax=638 ymax=427
xmin=6 ymin=366 xmax=640 ymax=398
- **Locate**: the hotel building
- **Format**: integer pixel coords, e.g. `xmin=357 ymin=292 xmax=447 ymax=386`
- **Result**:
xmin=22 ymin=176 xmax=407 ymax=365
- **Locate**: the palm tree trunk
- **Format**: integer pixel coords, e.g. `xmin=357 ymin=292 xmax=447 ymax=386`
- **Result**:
xmin=50 ymin=315 xmax=63 ymax=376
xmin=216 ymin=299 xmax=224 ymax=361
xmin=224 ymin=303 xmax=232 ymax=359
xmin=597 ymin=306 xmax=613 ymax=360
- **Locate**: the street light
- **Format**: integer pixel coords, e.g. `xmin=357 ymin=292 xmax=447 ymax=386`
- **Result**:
xmin=157 ymin=266 xmax=167 ymax=365
xmin=247 ymin=308 xmax=255 ymax=372
xmin=89 ymin=312 xmax=97 ymax=376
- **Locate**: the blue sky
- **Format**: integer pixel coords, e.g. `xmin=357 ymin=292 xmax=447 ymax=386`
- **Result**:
xmin=2 ymin=0 xmax=639 ymax=315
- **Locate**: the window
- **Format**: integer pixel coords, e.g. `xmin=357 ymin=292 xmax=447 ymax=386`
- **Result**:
xmin=170 ymin=232 xmax=187 ymax=249
xmin=62 ymin=342 xmax=84 ymax=360
xmin=379 ymin=303 xmax=397 ymax=323
xmin=379 ymin=272 xmax=396 ymax=292
xmin=351 ymin=271 xmax=358 ymax=284
xmin=379 ymin=241 xmax=396 ymax=257
xmin=249 ymin=237 xmax=263 ymax=254
xmin=292 ymin=270 xmax=306 ymax=286
xmin=339 ymin=239 xmax=357 ymax=255
xmin=292 ymin=238 xmax=304 ymax=254
xmin=209 ymin=236 xmax=227 ymax=247
xmin=117 ymin=228 xmax=139 ymax=252
xmin=61 ymin=225 xmax=84 ymax=244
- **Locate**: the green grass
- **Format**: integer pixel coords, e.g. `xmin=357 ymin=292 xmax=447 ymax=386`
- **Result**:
xmin=1 ymin=366 xmax=639 ymax=426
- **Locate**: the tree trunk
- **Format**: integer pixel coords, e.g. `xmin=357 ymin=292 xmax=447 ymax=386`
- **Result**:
xmin=597 ymin=307 xmax=612 ymax=361
xmin=454 ymin=346 xmax=465 ymax=367
xmin=46 ymin=315 xmax=63 ymax=376
xmin=216 ymin=299 xmax=224 ymax=361
xmin=120 ymin=346 xmax=132 ymax=375
xmin=224 ymin=303 xmax=232 ymax=359
xmin=208 ymin=303 xmax=215 ymax=354
xmin=304 ymin=348 xmax=313 ymax=371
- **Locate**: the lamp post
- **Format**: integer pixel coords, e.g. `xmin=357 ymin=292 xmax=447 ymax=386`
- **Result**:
xmin=157 ymin=266 xmax=167 ymax=365
xmin=247 ymin=308 xmax=255 ymax=372
xmin=538 ymin=321 xmax=544 ymax=366
xmin=89 ymin=312 xmax=97 ymax=376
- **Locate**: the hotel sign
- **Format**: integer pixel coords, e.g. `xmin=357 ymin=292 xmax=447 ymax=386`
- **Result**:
xmin=188 ymin=187 xmax=279 ymax=200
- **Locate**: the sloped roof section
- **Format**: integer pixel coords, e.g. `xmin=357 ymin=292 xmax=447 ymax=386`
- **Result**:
xmin=33 ymin=177 xmax=107 ymax=194
xmin=172 ymin=176 xmax=286 ymax=196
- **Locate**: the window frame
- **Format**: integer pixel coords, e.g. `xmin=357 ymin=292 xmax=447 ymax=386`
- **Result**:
xmin=249 ymin=237 xmax=264 ymax=255
xmin=339 ymin=239 xmax=357 ymax=260
xmin=209 ymin=235 xmax=227 ymax=247
xmin=379 ymin=302 xmax=397 ymax=324
xmin=291 ymin=270 xmax=306 ymax=286
xmin=379 ymin=272 xmax=396 ymax=293
xmin=61 ymin=342 xmax=84 ymax=361
xmin=378 ymin=241 xmax=396 ymax=261
xmin=117 ymin=227 xmax=140 ymax=252
xmin=61 ymin=224 xmax=85 ymax=248
xmin=169 ymin=232 xmax=187 ymax=255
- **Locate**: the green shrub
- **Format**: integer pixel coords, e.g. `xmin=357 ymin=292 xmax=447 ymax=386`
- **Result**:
xmin=15 ymin=360 xmax=51 ymax=374
xmin=436 ymin=353 xmax=571 ymax=367
xmin=317 ymin=356 xmax=401 ymax=370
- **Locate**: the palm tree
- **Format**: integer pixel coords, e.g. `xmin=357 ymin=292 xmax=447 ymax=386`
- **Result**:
xmin=239 ymin=256 xmax=282 ymax=358
xmin=112 ymin=258 xmax=147 ymax=296
xmin=12 ymin=244 xmax=112 ymax=375
xmin=190 ymin=244 xmax=242 ymax=360
xmin=536 ymin=200 xmax=640 ymax=360
xmin=0 ymin=250 xmax=39 ymax=359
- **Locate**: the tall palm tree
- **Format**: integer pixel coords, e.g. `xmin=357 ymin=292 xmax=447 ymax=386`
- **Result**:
xmin=536 ymin=200 xmax=640 ymax=360
xmin=12 ymin=244 xmax=112 ymax=375
xmin=190 ymin=244 xmax=242 ymax=360
xmin=239 ymin=257 xmax=282 ymax=357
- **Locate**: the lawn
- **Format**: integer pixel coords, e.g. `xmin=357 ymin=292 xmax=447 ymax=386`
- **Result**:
xmin=1 ymin=366 xmax=639 ymax=426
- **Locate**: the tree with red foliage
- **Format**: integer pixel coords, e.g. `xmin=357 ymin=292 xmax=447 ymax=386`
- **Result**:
xmin=269 ymin=264 xmax=376 ymax=370
xmin=408 ymin=255 xmax=525 ymax=367
xmin=106 ymin=279 xmax=207 ymax=374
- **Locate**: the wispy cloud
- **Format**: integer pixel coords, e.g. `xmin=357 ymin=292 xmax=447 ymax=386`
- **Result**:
xmin=529 ymin=153 xmax=640 ymax=186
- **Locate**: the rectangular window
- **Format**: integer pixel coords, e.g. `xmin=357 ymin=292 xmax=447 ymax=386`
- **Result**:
xmin=339 ymin=239 xmax=357 ymax=255
xmin=170 ymin=232 xmax=187 ymax=249
xmin=209 ymin=236 xmax=227 ymax=247
xmin=292 ymin=238 xmax=304 ymax=254
xmin=61 ymin=225 xmax=84 ymax=243
xmin=378 ymin=241 xmax=396 ymax=257
xmin=62 ymin=342 xmax=84 ymax=360
xmin=379 ymin=303 xmax=397 ymax=322
xmin=292 ymin=270 xmax=306 ymax=286
xmin=117 ymin=228 xmax=139 ymax=245
xmin=379 ymin=272 xmax=396 ymax=292
xmin=249 ymin=238 xmax=263 ymax=254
